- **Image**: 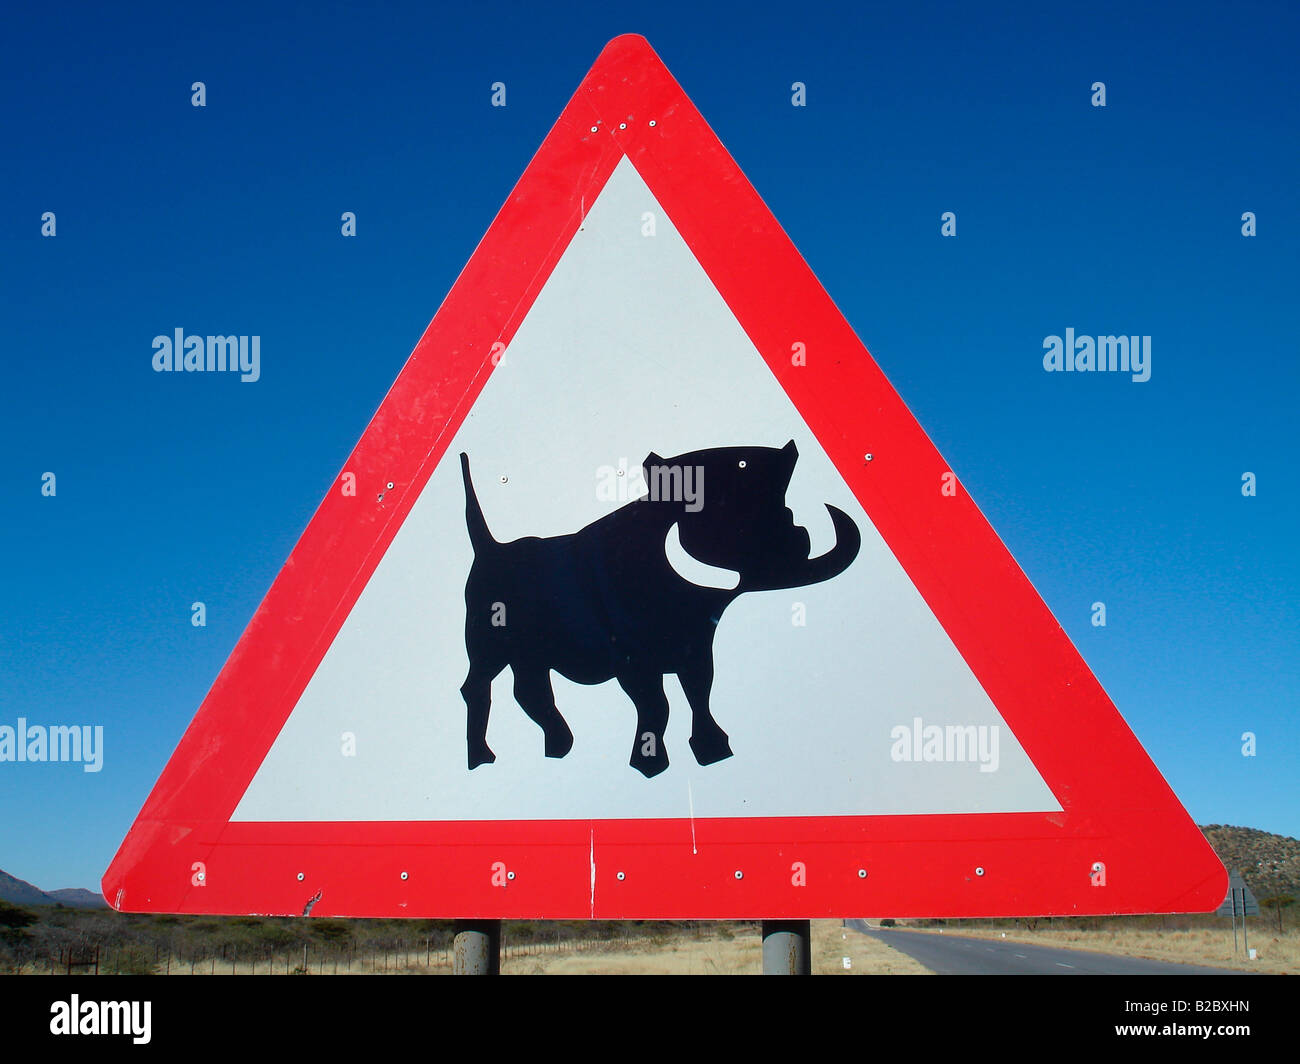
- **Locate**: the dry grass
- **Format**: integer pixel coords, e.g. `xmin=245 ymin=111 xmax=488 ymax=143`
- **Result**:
xmin=505 ymin=927 xmax=759 ymax=975
xmin=903 ymin=924 xmax=1299 ymax=974
xmin=810 ymin=920 xmax=931 ymax=976
xmin=498 ymin=920 xmax=930 ymax=975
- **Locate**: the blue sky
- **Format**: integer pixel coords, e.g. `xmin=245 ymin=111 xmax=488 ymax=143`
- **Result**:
xmin=1 ymin=0 xmax=1296 ymax=893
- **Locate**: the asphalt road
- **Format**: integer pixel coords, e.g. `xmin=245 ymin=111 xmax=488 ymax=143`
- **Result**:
xmin=845 ymin=920 xmax=1245 ymax=975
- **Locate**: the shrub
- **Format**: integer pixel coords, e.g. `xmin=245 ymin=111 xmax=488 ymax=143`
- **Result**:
xmin=0 ymin=900 xmax=37 ymax=932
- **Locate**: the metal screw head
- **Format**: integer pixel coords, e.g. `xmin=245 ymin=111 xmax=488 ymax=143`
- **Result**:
xmin=858 ymin=869 xmax=867 ymax=879
xmin=590 ymin=125 xmax=598 ymax=133
xmin=507 ymin=871 xmax=516 ymax=881
xmin=386 ymin=482 xmax=394 ymax=490
xmin=734 ymin=870 xmax=744 ymax=880
xmin=296 ymin=872 xmax=305 ymax=882
xmin=616 ymin=872 xmax=626 ymax=881
xmin=499 ymin=475 xmax=508 ymax=483
xmin=619 ymin=122 xmax=627 ymax=130
xmin=975 ymin=866 xmax=986 ymax=877
xmin=196 ymin=872 xmax=205 ymax=882
xmin=864 ymin=453 xmax=874 ymax=462
xmin=400 ymin=871 xmax=409 ymax=881
xmin=648 ymin=119 xmax=656 ymax=127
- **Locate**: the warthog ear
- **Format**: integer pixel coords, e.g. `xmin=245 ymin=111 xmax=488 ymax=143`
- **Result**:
xmin=781 ymin=439 xmax=798 ymax=483
xmin=642 ymin=451 xmax=665 ymax=471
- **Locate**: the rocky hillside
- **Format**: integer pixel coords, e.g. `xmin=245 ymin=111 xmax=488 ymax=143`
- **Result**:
xmin=0 ymin=869 xmax=57 ymax=907
xmin=1201 ymin=824 xmax=1300 ymax=900
xmin=0 ymin=870 xmax=105 ymax=908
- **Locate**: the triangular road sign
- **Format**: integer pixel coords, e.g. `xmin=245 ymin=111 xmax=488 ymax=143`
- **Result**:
xmin=104 ymin=35 xmax=1225 ymax=920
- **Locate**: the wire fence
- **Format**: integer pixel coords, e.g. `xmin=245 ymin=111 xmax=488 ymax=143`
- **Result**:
xmin=5 ymin=922 xmax=726 ymax=975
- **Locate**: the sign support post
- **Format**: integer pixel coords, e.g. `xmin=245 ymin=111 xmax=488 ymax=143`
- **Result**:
xmin=453 ymin=920 xmax=501 ymax=975
xmin=761 ymin=920 xmax=811 ymax=975
xmin=1217 ymin=871 xmax=1258 ymax=955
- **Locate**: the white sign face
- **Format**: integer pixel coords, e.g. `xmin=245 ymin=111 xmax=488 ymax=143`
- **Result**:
xmin=233 ymin=157 xmax=1060 ymax=824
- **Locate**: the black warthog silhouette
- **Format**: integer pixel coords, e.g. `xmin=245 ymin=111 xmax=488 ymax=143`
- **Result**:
xmin=458 ymin=441 xmax=860 ymax=777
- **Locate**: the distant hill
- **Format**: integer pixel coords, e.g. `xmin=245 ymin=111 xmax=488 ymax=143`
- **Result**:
xmin=0 ymin=869 xmax=106 ymax=909
xmin=1200 ymin=824 xmax=1300 ymax=900
xmin=47 ymin=888 xmax=107 ymax=909
xmin=0 ymin=869 xmax=57 ymax=907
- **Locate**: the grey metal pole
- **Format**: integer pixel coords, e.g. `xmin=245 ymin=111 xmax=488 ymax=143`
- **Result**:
xmin=762 ymin=919 xmax=811 ymax=975
xmin=1231 ymin=890 xmax=1239 ymax=953
xmin=453 ymin=919 xmax=502 ymax=975
xmin=1241 ymin=892 xmax=1249 ymax=958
